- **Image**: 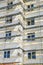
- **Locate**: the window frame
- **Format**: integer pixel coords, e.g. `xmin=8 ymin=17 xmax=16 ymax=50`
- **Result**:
xmin=6 ymin=16 xmax=12 ymax=23
xmin=27 ymin=4 xmax=34 ymax=11
xmin=6 ymin=31 xmax=11 ymax=39
xmin=27 ymin=33 xmax=35 ymax=41
xmin=7 ymin=1 xmax=13 ymax=10
xmin=28 ymin=52 xmax=36 ymax=59
xmin=28 ymin=53 xmax=31 ymax=59
xmin=32 ymin=52 xmax=36 ymax=59
xmin=27 ymin=19 xmax=34 ymax=25
xmin=4 ymin=51 xmax=10 ymax=58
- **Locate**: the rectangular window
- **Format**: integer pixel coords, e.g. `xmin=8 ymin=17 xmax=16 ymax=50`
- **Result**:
xmin=4 ymin=52 xmax=6 ymax=58
xmin=7 ymin=51 xmax=10 ymax=58
xmin=27 ymin=19 xmax=34 ymax=25
xmin=32 ymin=52 xmax=36 ymax=59
xmin=4 ymin=51 xmax=10 ymax=58
xmin=28 ymin=52 xmax=36 ymax=59
xmin=6 ymin=16 xmax=12 ymax=23
xmin=6 ymin=31 xmax=11 ymax=39
xmin=28 ymin=53 xmax=31 ymax=59
xmin=28 ymin=5 xmax=30 ymax=11
xmin=31 ymin=33 xmax=35 ymax=40
xmin=31 ymin=4 xmax=34 ymax=10
xmin=31 ymin=19 xmax=34 ymax=25
xmin=27 ymin=33 xmax=35 ymax=41
xmin=27 ymin=21 xmax=30 ymax=25
xmin=7 ymin=2 xmax=13 ymax=9
xmin=28 ymin=4 xmax=34 ymax=11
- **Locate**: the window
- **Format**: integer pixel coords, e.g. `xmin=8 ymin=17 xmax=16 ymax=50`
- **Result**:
xmin=6 ymin=16 xmax=12 ymax=23
xmin=6 ymin=31 xmax=11 ymax=39
xmin=4 ymin=51 xmax=6 ymax=58
xmin=7 ymin=2 xmax=13 ymax=9
xmin=27 ymin=21 xmax=30 ymax=25
xmin=28 ymin=5 xmax=30 ymax=11
xmin=27 ymin=33 xmax=35 ymax=41
xmin=7 ymin=51 xmax=10 ymax=58
xmin=28 ymin=53 xmax=31 ymax=59
xmin=4 ymin=51 xmax=10 ymax=58
xmin=32 ymin=52 xmax=36 ymax=59
xmin=31 ymin=33 xmax=35 ymax=40
xmin=27 ymin=19 xmax=34 ymax=25
xmin=31 ymin=4 xmax=34 ymax=8
xmin=31 ymin=4 xmax=34 ymax=10
xmin=28 ymin=52 xmax=36 ymax=59
xmin=31 ymin=19 xmax=34 ymax=25
xmin=28 ymin=4 xmax=34 ymax=11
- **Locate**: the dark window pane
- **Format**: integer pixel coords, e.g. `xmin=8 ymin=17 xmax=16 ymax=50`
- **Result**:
xmin=31 ymin=4 xmax=34 ymax=10
xmin=7 ymin=2 xmax=13 ymax=9
xmin=28 ymin=53 xmax=31 ymax=59
xmin=28 ymin=36 xmax=30 ymax=38
xmin=28 ymin=5 xmax=30 ymax=8
xmin=10 ymin=2 xmax=13 ymax=4
xmin=28 ymin=21 xmax=30 ymax=25
xmin=28 ymin=5 xmax=30 ymax=11
xmin=6 ymin=16 xmax=12 ymax=23
xmin=6 ymin=31 xmax=11 ymax=39
xmin=27 ymin=33 xmax=31 ymax=41
xmin=31 ymin=19 xmax=34 ymax=25
xmin=31 ymin=4 xmax=34 ymax=7
xmin=10 ymin=18 xmax=12 ymax=22
xmin=4 ymin=52 xmax=6 ymax=58
xmin=32 ymin=52 xmax=36 ymax=59
xmin=32 ymin=35 xmax=35 ymax=38
xmin=27 ymin=36 xmax=31 ymax=41
xmin=7 ymin=51 xmax=10 ymax=58
xmin=31 ymin=33 xmax=35 ymax=40
xmin=9 ymin=33 xmax=11 ymax=36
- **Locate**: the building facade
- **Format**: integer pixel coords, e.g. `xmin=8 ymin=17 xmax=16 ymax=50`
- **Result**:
xmin=0 ymin=0 xmax=43 ymax=65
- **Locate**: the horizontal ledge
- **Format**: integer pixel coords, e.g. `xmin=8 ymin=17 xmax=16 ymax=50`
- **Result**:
xmin=0 ymin=47 xmax=43 ymax=52
xmin=23 ymin=25 xmax=43 ymax=30
xmin=23 ymin=36 xmax=43 ymax=40
xmin=0 ymin=47 xmax=24 ymax=51
xmin=23 ymin=49 xmax=43 ymax=52
xmin=0 ymin=12 xmax=21 ymax=19
xmin=24 ymin=5 xmax=43 ymax=11
xmin=0 ymin=35 xmax=21 ymax=39
xmin=0 ymin=10 xmax=43 ymax=19
xmin=0 ymin=22 xmax=20 ymax=29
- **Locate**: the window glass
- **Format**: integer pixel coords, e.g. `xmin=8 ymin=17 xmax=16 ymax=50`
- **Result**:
xmin=7 ymin=51 xmax=10 ymax=58
xmin=28 ymin=53 xmax=31 ymax=59
xmin=28 ymin=52 xmax=36 ymax=59
xmin=4 ymin=52 xmax=6 ymax=58
xmin=27 ymin=33 xmax=35 ymax=41
xmin=32 ymin=52 xmax=36 ymax=59
xmin=4 ymin=51 xmax=10 ymax=58
xmin=7 ymin=2 xmax=13 ymax=9
xmin=27 ymin=19 xmax=34 ymax=25
xmin=6 ymin=16 xmax=12 ymax=23
xmin=6 ymin=31 xmax=11 ymax=39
